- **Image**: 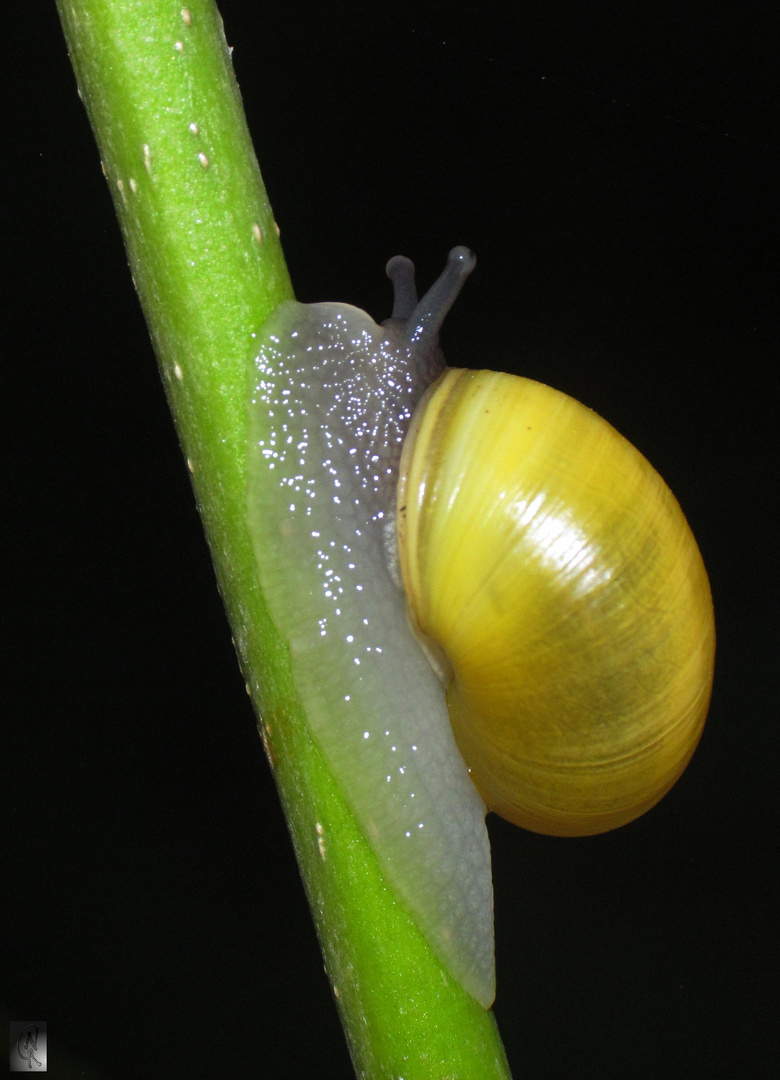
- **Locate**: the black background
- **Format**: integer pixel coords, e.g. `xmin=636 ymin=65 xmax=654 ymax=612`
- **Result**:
xmin=4 ymin=2 xmax=777 ymax=1077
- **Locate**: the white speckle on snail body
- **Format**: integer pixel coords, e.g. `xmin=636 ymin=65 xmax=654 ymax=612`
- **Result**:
xmin=247 ymin=249 xmax=494 ymax=1007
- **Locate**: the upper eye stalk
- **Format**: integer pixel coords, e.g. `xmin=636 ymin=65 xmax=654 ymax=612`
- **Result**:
xmin=386 ymin=245 xmax=476 ymax=329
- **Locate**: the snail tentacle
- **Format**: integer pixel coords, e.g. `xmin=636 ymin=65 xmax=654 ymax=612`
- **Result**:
xmin=385 ymin=254 xmax=418 ymax=321
xmin=402 ymin=245 xmax=476 ymax=354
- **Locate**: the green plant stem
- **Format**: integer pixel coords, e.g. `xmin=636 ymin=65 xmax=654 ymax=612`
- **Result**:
xmin=56 ymin=2 xmax=513 ymax=1076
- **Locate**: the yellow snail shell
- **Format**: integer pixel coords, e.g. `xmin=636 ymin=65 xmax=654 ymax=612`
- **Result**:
xmin=397 ymin=366 xmax=715 ymax=837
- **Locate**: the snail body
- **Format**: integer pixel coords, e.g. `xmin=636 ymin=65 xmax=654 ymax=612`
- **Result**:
xmin=247 ymin=248 xmax=714 ymax=1008
xmin=247 ymin=250 xmax=494 ymax=1006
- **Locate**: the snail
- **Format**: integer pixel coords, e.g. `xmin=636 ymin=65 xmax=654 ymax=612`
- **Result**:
xmin=246 ymin=247 xmax=715 ymax=1008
